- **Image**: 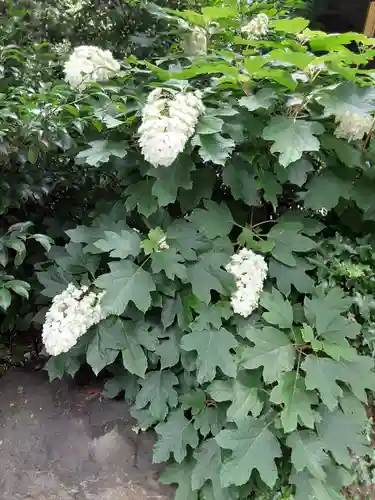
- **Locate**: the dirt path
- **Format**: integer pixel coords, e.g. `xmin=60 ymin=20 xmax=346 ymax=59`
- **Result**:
xmin=0 ymin=368 xmax=172 ymax=500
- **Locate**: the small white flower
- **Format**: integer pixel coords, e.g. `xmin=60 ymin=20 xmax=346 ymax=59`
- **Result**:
xmin=242 ymin=13 xmax=269 ymax=40
xmin=42 ymin=284 xmax=108 ymax=356
xmin=183 ymin=26 xmax=208 ymax=57
xmin=226 ymin=248 xmax=268 ymax=318
xmin=319 ymin=207 xmax=328 ymax=217
xmin=64 ymin=45 xmax=120 ymax=89
xmin=334 ymin=111 xmax=373 ymax=142
xmin=138 ymin=88 xmax=204 ymax=167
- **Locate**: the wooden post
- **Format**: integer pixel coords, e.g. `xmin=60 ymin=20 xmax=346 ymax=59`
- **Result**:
xmin=364 ymin=1 xmax=375 ymax=36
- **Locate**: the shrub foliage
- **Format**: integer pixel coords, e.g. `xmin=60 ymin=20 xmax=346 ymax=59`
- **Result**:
xmin=2 ymin=1 xmax=375 ymax=498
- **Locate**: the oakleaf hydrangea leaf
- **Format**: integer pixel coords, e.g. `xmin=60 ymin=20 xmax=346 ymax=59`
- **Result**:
xmin=135 ymin=370 xmax=178 ymax=420
xmin=86 ymin=317 xmax=125 ymax=375
xmin=287 ymin=430 xmax=329 ymax=480
xmin=269 ymin=257 xmax=314 ymax=296
xmin=94 ymin=229 xmax=141 ymax=259
xmin=302 ymin=356 xmax=344 ymax=410
xmin=260 ymin=287 xmax=294 ymax=329
xmin=192 ymin=439 xmax=229 ymax=500
xmin=268 ymin=221 xmax=316 ymax=266
xmin=187 ymin=254 xmax=234 ymax=304
xmin=239 ymin=88 xmax=277 ymax=111
xmin=318 ymin=81 xmax=375 ymax=117
xmin=239 ymin=326 xmax=295 ymax=383
xmin=317 ymin=407 xmax=368 ymax=468
xmin=262 ymin=117 xmax=324 ymax=167
xmin=153 ymin=409 xmax=199 ymax=463
xmin=95 ymin=260 xmax=156 ymax=315
xmin=193 ymin=406 xmax=223 ymax=437
xmin=188 ymin=200 xmax=234 ymax=239
xmin=302 ymin=354 xmax=375 ymax=410
xmin=303 ymin=170 xmax=353 ymax=211
xmin=149 ymin=155 xmax=194 ymax=206
xmin=216 ymin=417 xmax=281 ymax=487
xmin=223 ymin=160 xmax=260 ymax=207
xmin=208 ymin=372 xmax=263 ymax=421
xmin=160 ymin=460 xmax=198 ymax=500
xmin=181 ymin=327 xmax=238 ymax=384
xmin=271 ymin=371 xmax=318 ymax=433
xmin=151 ymin=248 xmax=187 ymax=281
xmin=76 ymin=139 xmax=127 ymax=166
xmin=192 ymin=133 xmax=235 ymax=165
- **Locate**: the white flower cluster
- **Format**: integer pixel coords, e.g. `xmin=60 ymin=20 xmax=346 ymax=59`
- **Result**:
xmin=42 ymin=284 xmax=107 ymax=356
xmin=138 ymin=88 xmax=204 ymax=168
xmin=334 ymin=111 xmax=373 ymax=142
xmin=241 ymin=13 xmax=269 ymax=39
xmin=226 ymin=248 xmax=268 ymax=318
xmin=183 ymin=27 xmax=208 ymax=57
xmin=64 ymin=45 xmax=120 ymax=89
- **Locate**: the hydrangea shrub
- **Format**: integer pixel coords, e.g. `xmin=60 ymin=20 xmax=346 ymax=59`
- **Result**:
xmin=35 ymin=4 xmax=375 ymax=499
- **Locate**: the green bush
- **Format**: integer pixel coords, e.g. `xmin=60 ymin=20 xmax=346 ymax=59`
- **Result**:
xmin=3 ymin=1 xmax=375 ymax=498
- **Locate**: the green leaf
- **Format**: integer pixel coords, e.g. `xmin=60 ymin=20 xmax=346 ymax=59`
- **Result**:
xmin=181 ymin=327 xmax=237 ymax=384
xmin=187 ymin=254 xmax=234 ymax=304
xmin=45 ymin=353 xmax=80 ymax=381
xmin=125 ymin=180 xmax=158 ymax=217
xmin=189 ymin=200 xmax=233 ymax=239
xmin=76 ymin=140 xmax=127 ymax=166
xmin=103 ymin=373 xmax=139 ymax=401
xmin=268 ymin=221 xmax=316 ymax=266
xmin=167 ymin=219 xmax=204 ymax=260
xmin=208 ymin=372 xmax=263 ymax=421
xmin=270 ymin=18 xmax=310 ymax=33
xmin=292 ymin=470 xmax=344 ymax=500
xmin=135 ymin=370 xmax=178 ymax=420
xmin=302 ymin=355 xmax=375 ymax=410
xmin=202 ymin=5 xmax=236 ymax=22
xmin=0 ymin=288 xmax=12 ymax=310
xmin=268 ymin=49 xmax=315 ymax=69
xmin=192 ymin=439 xmax=229 ymax=500
xmin=151 ymin=248 xmax=187 ymax=281
xmin=193 ymin=406 xmax=223 ymax=437
xmin=304 ymin=290 xmax=359 ymax=360
xmin=160 ymin=459 xmax=198 ymax=500
xmin=287 ymin=431 xmax=328 ymax=480
xmin=86 ymin=318 xmax=123 ymax=375
xmin=317 ymin=407 xmax=368 ymax=468
xmin=318 ymin=81 xmax=375 ymax=117
xmin=269 ymin=257 xmax=314 ymax=296
xmin=262 ymin=117 xmax=323 ymax=167
xmin=260 ymin=287 xmax=293 ymax=329
xmin=270 ymin=371 xmax=318 ymax=433
xmin=94 ymin=229 xmax=141 ymax=259
xmin=303 ymin=170 xmax=353 ymax=211
xmin=154 ymin=328 xmax=180 ymax=369
xmin=239 ymin=326 xmax=295 ymax=383
xmin=192 ymin=133 xmax=235 ymax=165
xmin=239 ymin=88 xmax=277 ymax=111
xmin=191 ymin=301 xmax=232 ymax=330
xmin=153 ymin=409 xmax=199 ymax=463
xmin=118 ymin=321 xmax=148 ymax=378
xmin=276 ymin=158 xmax=314 ymax=187
xmin=149 ymin=155 xmax=194 ymax=206
xmin=32 ymin=233 xmax=53 ymax=252
xmin=223 ymin=160 xmax=260 ymax=207
xmin=215 ymin=417 xmax=281 ymax=487
xmin=95 ymin=260 xmax=156 ymax=315
xmin=196 ymin=116 xmax=224 ymax=135
xmin=6 ymin=279 xmax=30 ymax=299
